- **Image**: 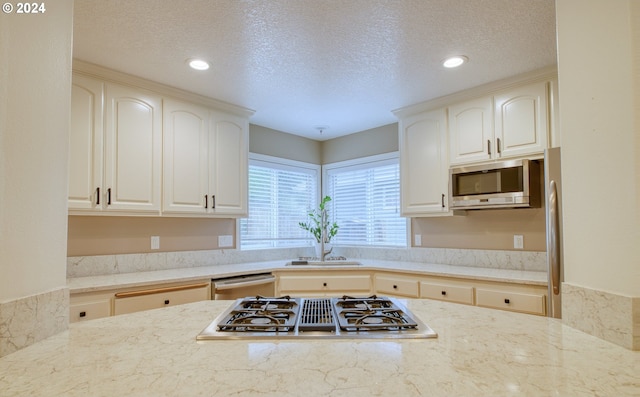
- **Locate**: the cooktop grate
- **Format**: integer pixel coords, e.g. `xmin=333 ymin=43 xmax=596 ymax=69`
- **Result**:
xmin=298 ymin=298 xmax=336 ymax=332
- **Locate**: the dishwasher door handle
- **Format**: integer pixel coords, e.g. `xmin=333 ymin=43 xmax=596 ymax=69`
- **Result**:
xmin=213 ymin=275 xmax=276 ymax=291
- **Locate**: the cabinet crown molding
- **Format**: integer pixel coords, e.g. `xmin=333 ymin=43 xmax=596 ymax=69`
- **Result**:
xmin=393 ymin=65 xmax=557 ymax=119
xmin=72 ymin=59 xmax=255 ymax=118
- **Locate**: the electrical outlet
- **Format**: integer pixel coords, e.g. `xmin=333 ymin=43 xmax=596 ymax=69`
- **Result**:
xmin=414 ymin=234 xmax=422 ymax=247
xmin=151 ymin=236 xmax=160 ymax=250
xmin=514 ymin=235 xmax=524 ymax=249
xmin=218 ymin=235 xmax=233 ymax=248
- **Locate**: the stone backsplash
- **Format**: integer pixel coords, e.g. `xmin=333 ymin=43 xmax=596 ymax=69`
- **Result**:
xmin=67 ymin=247 xmax=547 ymax=278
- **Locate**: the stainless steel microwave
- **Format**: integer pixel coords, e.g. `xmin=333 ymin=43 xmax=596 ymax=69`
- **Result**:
xmin=449 ymin=159 xmax=541 ymax=209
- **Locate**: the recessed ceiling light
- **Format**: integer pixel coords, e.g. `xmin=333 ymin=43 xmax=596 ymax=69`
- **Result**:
xmin=442 ymin=56 xmax=468 ymax=68
xmin=188 ymin=58 xmax=210 ymax=71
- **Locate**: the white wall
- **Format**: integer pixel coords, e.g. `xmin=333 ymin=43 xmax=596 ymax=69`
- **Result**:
xmin=0 ymin=1 xmax=73 ymax=301
xmin=556 ymin=0 xmax=639 ymax=296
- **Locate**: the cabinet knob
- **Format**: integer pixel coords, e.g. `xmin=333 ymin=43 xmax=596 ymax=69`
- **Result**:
xmin=504 ymin=298 xmax=510 ymax=304
xmin=441 ymin=290 xmax=447 ymax=296
xmin=323 ymin=282 xmax=327 ymax=287
xmin=393 ymin=285 xmax=398 ymax=289
xmin=79 ymin=311 xmax=86 ymax=318
xmin=164 ymin=300 xmax=170 ymax=305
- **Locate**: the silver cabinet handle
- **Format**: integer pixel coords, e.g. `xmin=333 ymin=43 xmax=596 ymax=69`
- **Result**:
xmin=548 ymin=180 xmax=560 ymax=295
xmin=487 ymin=139 xmax=492 ymax=155
xmin=497 ymin=138 xmax=502 ymax=154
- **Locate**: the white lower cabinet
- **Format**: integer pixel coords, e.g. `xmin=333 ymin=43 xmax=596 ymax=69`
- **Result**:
xmin=276 ymin=272 xmax=371 ymax=297
xmin=69 ymin=292 xmax=112 ymax=323
xmin=374 ymin=271 xmax=546 ymax=316
xmin=113 ymin=282 xmax=210 ymax=315
xmin=70 ymin=280 xmax=211 ymax=322
xmin=374 ymin=274 xmax=419 ymax=298
xmin=475 ymin=287 xmax=546 ymax=316
xmin=420 ymin=280 xmax=474 ymax=305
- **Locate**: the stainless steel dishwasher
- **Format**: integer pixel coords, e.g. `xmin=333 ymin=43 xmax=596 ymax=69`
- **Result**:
xmin=211 ymin=273 xmax=276 ymax=300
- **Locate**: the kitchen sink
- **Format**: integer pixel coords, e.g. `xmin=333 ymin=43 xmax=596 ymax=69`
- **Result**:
xmin=286 ymin=260 xmax=362 ymax=266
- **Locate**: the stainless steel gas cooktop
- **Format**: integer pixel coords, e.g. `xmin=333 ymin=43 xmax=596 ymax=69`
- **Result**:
xmin=196 ymin=295 xmax=437 ymax=340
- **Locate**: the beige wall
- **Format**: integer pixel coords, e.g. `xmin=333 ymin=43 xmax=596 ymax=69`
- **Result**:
xmin=413 ymin=208 xmax=546 ymax=251
xmin=67 ymin=217 xmax=235 ymax=256
xmin=250 ymin=124 xmax=322 ymax=163
xmin=556 ymin=0 xmax=640 ymax=296
xmin=322 ymin=123 xmax=398 ymax=164
xmin=0 ymin=1 xmax=73 ymax=301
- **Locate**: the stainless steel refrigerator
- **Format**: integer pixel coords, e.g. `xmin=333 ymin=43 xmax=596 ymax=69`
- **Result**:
xmin=544 ymin=147 xmax=563 ymax=318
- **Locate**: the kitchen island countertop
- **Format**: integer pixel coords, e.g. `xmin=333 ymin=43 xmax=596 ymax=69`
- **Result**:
xmin=67 ymin=258 xmax=547 ymax=294
xmin=1 ymin=299 xmax=638 ymax=396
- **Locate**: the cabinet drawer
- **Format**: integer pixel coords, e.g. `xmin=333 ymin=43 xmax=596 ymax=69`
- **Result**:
xmin=476 ymin=288 xmax=546 ymax=316
xmin=113 ymin=282 xmax=210 ymax=316
xmin=279 ymin=275 xmax=371 ymax=293
xmin=375 ymin=275 xmax=419 ymax=298
xmin=69 ymin=300 xmax=111 ymax=323
xmin=420 ymin=282 xmax=474 ymax=305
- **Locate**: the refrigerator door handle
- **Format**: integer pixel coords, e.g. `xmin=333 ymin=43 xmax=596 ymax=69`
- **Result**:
xmin=548 ymin=180 xmax=560 ymax=295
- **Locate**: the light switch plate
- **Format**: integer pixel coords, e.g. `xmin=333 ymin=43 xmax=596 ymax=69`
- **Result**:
xmin=414 ymin=234 xmax=422 ymax=247
xmin=218 ymin=235 xmax=233 ymax=248
xmin=151 ymin=236 xmax=160 ymax=250
xmin=514 ymin=235 xmax=524 ymax=249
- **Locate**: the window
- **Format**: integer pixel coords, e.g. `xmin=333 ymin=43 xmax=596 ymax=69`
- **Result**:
xmin=240 ymin=154 xmax=319 ymax=249
xmin=324 ymin=153 xmax=407 ymax=247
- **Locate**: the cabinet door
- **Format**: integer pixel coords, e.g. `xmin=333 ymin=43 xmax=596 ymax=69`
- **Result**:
xmin=448 ymin=97 xmax=494 ymax=165
xmin=163 ymin=99 xmax=209 ymax=213
xmin=420 ymin=281 xmax=474 ymax=305
xmin=399 ymin=108 xmax=450 ymax=215
xmin=68 ymin=75 xmax=104 ymax=210
xmin=494 ymin=81 xmax=548 ymax=159
xmin=113 ymin=282 xmax=210 ymax=316
xmin=374 ymin=274 xmax=419 ymax=298
xmin=277 ymin=274 xmax=371 ymax=296
xmin=69 ymin=300 xmax=111 ymax=323
xmin=208 ymin=111 xmax=248 ymax=216
xmin=476 ymin=288 xmax=546 ymax=316
xmin=104 ymin=83 xmax=162 ymax=213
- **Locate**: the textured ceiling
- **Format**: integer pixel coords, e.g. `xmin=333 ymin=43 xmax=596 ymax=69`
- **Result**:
xmin=73 ymin=0 xmax=557 ymax=140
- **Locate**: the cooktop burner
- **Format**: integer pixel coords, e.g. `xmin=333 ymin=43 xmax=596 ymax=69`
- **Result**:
xmin=197 ymin=295 xmax=437 ymax=340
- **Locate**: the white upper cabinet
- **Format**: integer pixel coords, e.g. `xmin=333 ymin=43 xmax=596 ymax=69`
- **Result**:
xmin=69 ymin=63 xmax=252 ymax=217
xmin=163 ymin=99 xmax=248 ymax=216
xmin=163 ymin=99 xmax=210 ymax=214
xmin=208 ymin=110 xmax=248 ymax=216
xmin=449 ymin=81 xmax=549 ymax=166
xmin=68 ymin=75 xmax=104 ymax=210
xmin=103 ymin=83 xmax=162 ymax=213
xmin=69 ymin=75 xmax=162 ymax=214
xmin=448 ymin=97 xmax=494 ymax=164
xmin=398 ymin=108 xmax=451 ymax=216
xmin=494 ymin=81 xmax=548 ymax=159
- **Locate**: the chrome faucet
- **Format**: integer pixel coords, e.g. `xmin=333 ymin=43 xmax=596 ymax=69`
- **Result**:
xmin=320 ymin=228 xmax=332 ymax=261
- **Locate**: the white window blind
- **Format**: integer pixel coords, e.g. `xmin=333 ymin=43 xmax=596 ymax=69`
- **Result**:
xmin=240 ymin=155 xmax=319 ymax=249
xmin=324 ymin=154 xmax=407 ymax=247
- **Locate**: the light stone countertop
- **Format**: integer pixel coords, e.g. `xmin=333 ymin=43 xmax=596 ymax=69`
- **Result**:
xmin=67 ymin=259 xmax=548 ymax=293
xmin=1 ymin=299 xmax=638 ymax=396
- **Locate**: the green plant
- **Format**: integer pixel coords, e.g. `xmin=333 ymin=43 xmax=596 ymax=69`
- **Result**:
xmin=298 ymin=196 xmax=339 ymax=243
